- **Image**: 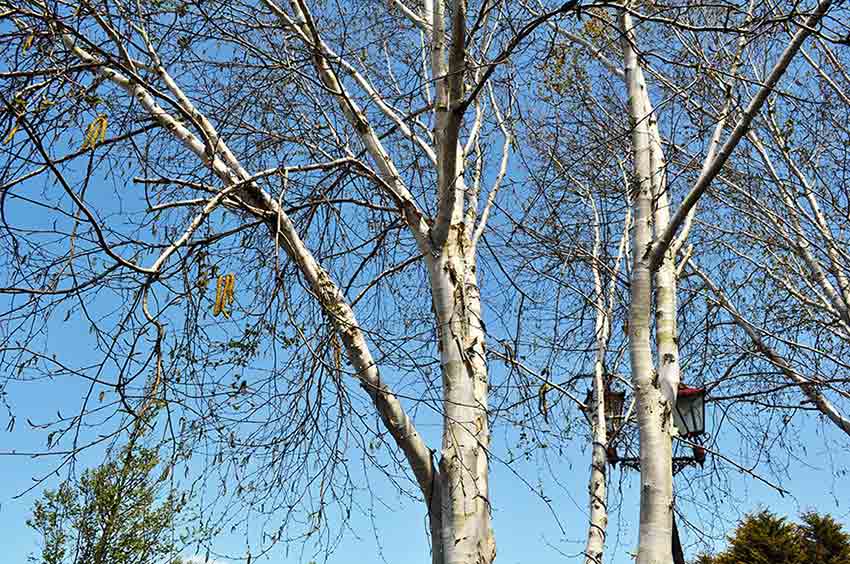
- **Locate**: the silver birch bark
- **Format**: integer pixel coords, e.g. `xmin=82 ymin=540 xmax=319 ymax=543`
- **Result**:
xmin=616 ymin=1 xmax=836 ymax=559
xmin=583 ymin=193 xmax=630 ymax=564
xmin=620 ymin=12 xmax=674 ymax=564
xmin=264 ymin=1 xmax=496 ymax=561
xmin=62 ymin=29 xmax=442 ymax=559
xmin=645 ymin=107 xmax=679 ymax=407
xmin=429 ymin=233 xmax=495 ymax=564
xmin=427 ymin=2 xmax=495 ymax=560
xmin=585 ymin=206 xmax=610 ymax=564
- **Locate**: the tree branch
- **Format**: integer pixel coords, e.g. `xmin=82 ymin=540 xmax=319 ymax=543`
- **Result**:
xmin=648 ymin=0 xmax=837 ymax=271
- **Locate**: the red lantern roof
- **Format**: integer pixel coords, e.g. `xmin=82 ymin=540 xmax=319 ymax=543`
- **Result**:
xmin=677 ymin=385 xmax=704 ymax=397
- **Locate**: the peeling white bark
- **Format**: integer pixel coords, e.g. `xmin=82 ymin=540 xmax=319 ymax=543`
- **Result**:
xmin=429 ymin=226 xmax=495 ymax=564
xmin=620 ymin=12 xmax=674 ymax=564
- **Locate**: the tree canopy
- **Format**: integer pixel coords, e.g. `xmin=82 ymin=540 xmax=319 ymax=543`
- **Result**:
xmin=1 ymin=1 xmax=849 ymax=563
xmin=27 ymin=446 xmax=188 ymax=564
xmin=696 ymin=511 xmax=850 ymax=564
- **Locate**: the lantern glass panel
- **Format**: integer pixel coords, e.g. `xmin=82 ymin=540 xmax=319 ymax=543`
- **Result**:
xmin=673 ymin=388 xmax=705 ymax=437
xmin=604 ymin=390 xmax=626 ymax=436
xmin=604 ymin=390 xmax=625 ymax=420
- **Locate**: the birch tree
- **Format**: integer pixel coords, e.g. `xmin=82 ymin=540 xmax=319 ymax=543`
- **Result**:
xmin=582 ymin=181 xmax=630 ymax=564
xmin=0 ymin=1 xmax=593 ymax=563
xmin=2 ymin=1 xmax=849 ymax=563
xmin=621 ymin=3 xmax=836 ymax=561
xmin=525 ymin=1 xmax=843 ymax=562
xmin=687 ymin=31 xmax=850 ymax=439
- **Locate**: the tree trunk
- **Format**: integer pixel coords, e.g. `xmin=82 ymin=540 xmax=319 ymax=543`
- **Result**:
xmin=429 ymin=226 xmax=495 ymax=564
xmin=584 ymin=336 xmax=609 ymax=564
xmin=583 ymin=195 xmax=619 ymax=564
xmin=621 ymin=10 xmax=674 ymax=564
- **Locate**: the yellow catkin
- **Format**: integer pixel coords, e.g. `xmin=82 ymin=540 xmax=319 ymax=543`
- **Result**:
xmin=227 ymin=274 xmax=235 ymax=316
xmin=2 ymin=123 xmax=19 ymax=145
xmin=213 ymin=276 xmax=223 ymax=316
xmin=225 ymin=274 xmax=235 ymax=305
xmin=213 ymin=273 xmax=235 ymax=317
xmin=82 ymin=115 xmax=108 ymax=150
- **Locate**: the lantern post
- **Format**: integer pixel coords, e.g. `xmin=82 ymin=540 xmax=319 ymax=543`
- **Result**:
xmin=588 ymin=381 xmax=708 ymax=564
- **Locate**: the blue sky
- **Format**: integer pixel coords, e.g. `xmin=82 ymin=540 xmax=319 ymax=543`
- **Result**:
xmin=1 ymin=89 xmax=848 ymax=564
xmin=1 ymin=144 xmax=847 ymax=562
xmin=1 ymin=324 xmax=848 ymax=564
xmin=2 ymin=3 xmax=850 ymax=564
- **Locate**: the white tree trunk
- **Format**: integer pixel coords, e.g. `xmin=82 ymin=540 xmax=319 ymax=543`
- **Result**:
xmin=584 ymin=260 xmax=610 ymax=564
xmin=429 ymin=227 xmax=495 ymax=564
xmin=620 ymin=11 xmax=674 ymax=564
xmin=426 ymin=3 xmax=494 ymax=561
xmin=285 ymin=1 xmax=496 ymax=559
xmin=584 ymin=364 xmax=609 ymax=564
xmin=646 ymin=115 xmax=680 ymax=407
xmin=582 ymin=192 xmax=629 ymax=564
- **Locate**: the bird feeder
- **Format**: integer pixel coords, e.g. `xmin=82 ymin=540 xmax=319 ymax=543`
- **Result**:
xmin=672 ymin=385 xmax=706 ymax=438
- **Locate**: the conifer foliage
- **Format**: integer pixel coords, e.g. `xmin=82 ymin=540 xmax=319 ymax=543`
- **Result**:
xmin=696 ymin=510 xmax=850 ymax=564
xmin=800 ymin=512 xmax=850 ymax=564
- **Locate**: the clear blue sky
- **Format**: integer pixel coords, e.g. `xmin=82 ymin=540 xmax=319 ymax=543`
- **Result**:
xmin=1 ymin=319 xmax=848 ymax=564
xmin=0 ymin=123 xmax=847 ymax=564
xmin=1 ymin=7 xmax=848 ymax=563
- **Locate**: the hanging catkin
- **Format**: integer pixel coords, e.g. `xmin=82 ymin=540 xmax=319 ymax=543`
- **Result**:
xmin=82 ymin=114 xmax=108 ymax=149
xmin=213 ymin=273 xmax=235 ymax=317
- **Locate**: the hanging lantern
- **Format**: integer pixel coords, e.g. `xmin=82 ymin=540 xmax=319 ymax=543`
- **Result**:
xmin=672 ymin=385 xmax=706 ymax=438
xmin=586 ymin=386 xmax=626 ymax=436
xmin=604 ymin=389 xmax=625 ymax=419
xmin=604 ymin=388 xmax=626 ymax=433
